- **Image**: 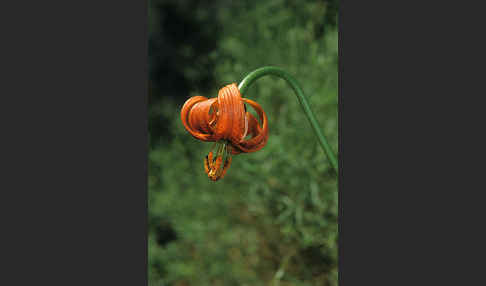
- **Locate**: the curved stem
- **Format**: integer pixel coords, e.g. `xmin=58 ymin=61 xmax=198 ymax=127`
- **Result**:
xmin=238 ymin=66 xmax=338 ymax=175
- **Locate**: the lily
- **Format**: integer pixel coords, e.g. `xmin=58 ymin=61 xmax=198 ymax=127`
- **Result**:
xmin=180 ymin=83 xmax=268 ymax=181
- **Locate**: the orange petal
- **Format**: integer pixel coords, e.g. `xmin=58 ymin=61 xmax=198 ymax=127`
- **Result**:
xmin=214 ymin=84 xmax=247 ymax=143
xmin=180 ymin=83 xmax=268 ymax=155
xmin=232 ymin=98 xmax=269 ymax=153
xmin=180 ymin=96 xmax=217 ymax=141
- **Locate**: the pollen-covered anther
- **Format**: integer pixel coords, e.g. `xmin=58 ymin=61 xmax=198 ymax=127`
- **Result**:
xmin=208 ymin=155 xmax=223 ymax=178
xmin=218 ymin=156 xmax=232 ymax=180
xmin=204 ymin=156 xmax=210 ymax=174
xmin=204 ymin=141 xmax=233 ymax=181
xmin=206 ymin=154 xmax=232 ymax=181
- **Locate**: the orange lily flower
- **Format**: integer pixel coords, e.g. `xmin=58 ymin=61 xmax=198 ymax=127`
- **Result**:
xmin=180 ymin=83 xmax=269 ymax=181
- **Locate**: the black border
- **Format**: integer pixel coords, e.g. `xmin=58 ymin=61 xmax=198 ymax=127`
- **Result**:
xmin=2 ymin=0 xmax=148 ymax=284
xmin=339 ymin=0 xmax=481 ymax=284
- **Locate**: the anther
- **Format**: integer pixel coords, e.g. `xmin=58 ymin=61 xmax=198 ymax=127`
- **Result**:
xmin=204 ymin=155 xmax=210 ymax=175
xmin=208 ymin=155 xmax=223 ymax=178
xmin=205 ymin=141 xmax=232 ymax=181
xmin=207 ymin=151 xmax=214 ymax=169
xmin=219 ymin=156 xmax=232 ymax=179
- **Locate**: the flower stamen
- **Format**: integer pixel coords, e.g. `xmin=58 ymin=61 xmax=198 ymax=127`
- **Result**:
xmin=204 ymin=141 xmax=233 ymax=181
xmin=219 ymin=153 xmax=232 ymax=180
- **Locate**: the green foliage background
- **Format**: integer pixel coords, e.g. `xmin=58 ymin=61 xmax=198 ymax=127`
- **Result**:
xmin=148 ymin=0 xmax=338 ymax=285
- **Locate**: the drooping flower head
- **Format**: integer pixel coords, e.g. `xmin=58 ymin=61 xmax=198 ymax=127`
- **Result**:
xmin=180 ymin=83 xmax=268 ymax=181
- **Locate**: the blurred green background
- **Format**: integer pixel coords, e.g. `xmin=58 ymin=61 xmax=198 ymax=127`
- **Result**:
xmin=148 ymin=0 xmax=338 ymax=285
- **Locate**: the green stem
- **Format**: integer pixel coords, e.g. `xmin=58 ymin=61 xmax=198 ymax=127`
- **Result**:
xmin=238 ymin=66 xmax=338 ymax=175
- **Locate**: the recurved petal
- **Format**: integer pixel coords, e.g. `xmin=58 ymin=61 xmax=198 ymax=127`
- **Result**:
xmin=188 ymin=98 xmax=217 ymax=134
xmin=181 ymin=96 xmax=217 ymax=141
xmin=232 ymin=98 xmax=269 ymax=154
xmin=214 ymin=83 xmax=247 ymax=143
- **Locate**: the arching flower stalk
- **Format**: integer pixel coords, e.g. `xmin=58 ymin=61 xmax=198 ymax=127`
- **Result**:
xmin=181 ymin=83 xmax=268 ymax=181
